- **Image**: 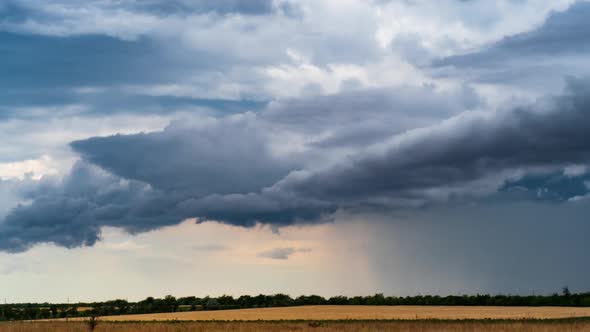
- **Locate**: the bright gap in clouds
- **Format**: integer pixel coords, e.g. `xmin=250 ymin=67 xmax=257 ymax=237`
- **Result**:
xmin=0 ymin=219 xmax=378 ymax=303
xmin=0 ymin=155 xmax=57 ymax=180
xmin=2 ymin=198 xmax=589 ymax=303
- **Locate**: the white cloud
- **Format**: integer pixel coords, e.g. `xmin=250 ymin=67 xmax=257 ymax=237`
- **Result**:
xmin=376 ymin=0 xmax=575 ymax=55
xmin=0 ymin=155 xmax=58 ymax=180
xmin=564 ymin=164 xmax=587 ymax=177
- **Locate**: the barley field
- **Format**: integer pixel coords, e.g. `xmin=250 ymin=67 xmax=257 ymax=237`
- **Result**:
xmin=4 ymin=320 xmax=590 ymax=332
xmin=66 ymin=305 xmax=590 ymax=321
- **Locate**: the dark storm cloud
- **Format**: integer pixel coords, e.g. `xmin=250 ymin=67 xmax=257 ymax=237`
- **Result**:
xmin=282 ymin=78 xmax=590 ymax=203
xmin=3 ymin=78 xmax=590 ymax=252
xmin=176 ymin=189 xmax=335 ymax=227
xmin=70 ymin=118 xmax=295 ymax=195
xmin=0 ymin=161 xmax=331 ymax=252
xmin=0 ymin=163 xmax=172 ymax=252
xmin=4 ymin=83 xmax=483 ymax=251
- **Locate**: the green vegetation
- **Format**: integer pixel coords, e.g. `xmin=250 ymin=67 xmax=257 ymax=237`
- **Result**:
xmin=2 ymin=287 xmax=590 ymax=321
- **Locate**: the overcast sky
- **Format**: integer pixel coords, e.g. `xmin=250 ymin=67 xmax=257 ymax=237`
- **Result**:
xmin=1 ymin=0 xmax=590 ymax=303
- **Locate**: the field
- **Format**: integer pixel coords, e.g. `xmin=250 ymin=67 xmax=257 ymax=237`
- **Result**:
xmin=4 ymin=320 xmax=590 ymax=332
xmin=18 ymin=305 xmax=589 ymax=331
xmin=66 ymin=305 xmax=590 ymax=321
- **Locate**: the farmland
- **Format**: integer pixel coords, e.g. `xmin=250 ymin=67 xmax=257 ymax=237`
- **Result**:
xmin=5 ymin=305 xmax=590 ymax=331
xmin=65 ymin=305 xmax=590 ymax=321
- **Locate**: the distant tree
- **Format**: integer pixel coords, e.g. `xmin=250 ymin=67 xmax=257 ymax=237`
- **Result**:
xmin=205 ymin=298 xmax=220 ymax=310
xmin=163 ymin=295 xmax=178 ymax=312
xmin=178 ymin=296 xmax=196 ymax=305
xmin=367 ymin=293 xmax=386 ymax=305
xmin=49 ymin=305 xmax=58 ymax=318
xmin=328 ymin=296 xmax=349 ymax=305
xmin=237 ymin=295 xmax=254 ymax=308
xmin=270 ymin=294 xmax=294 ymax=307
xmin=254 ymin=294 xmax=268 ymax=307
xmin=217 ymin=295 xmax=235 ymax=308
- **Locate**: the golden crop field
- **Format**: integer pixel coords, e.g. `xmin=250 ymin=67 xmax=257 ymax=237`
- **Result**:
xmin=3 ymin=320 xmax=590 ymax=332
xmin=66 ymin=305 xmax=590 ymax=321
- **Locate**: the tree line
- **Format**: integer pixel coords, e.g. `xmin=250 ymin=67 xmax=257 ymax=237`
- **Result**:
xmin=2 ymin=288 xmax=589 ymax=321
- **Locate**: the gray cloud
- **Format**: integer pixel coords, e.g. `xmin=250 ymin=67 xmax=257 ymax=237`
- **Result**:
xmin=0 ymin=30 xmax=269 ymax=117
xmin=266 ymin=84 xmax=480 ymax=130
xmin=0 ymin=84 xmax=474 ymax=251
xmin=71 ymin=116 xmax=295 ymax=196
xmin=0 ymin=163 xmax=180 ymax=252
xmin=3 ymin=78 xmax=590 ymax=252
xmin=0 ymin=0 xmax=375 ymax=122
xmin=286 ymin=77 xmax=590 ymax=204
xmin=432 ymin=2 xmax=590 ymax=89
xmin=435 ymin=2 xmax=590 ymax=68
xmin=263 ymin=84 xmax=481 ymax=151
xmin=257 ymin=247 xmax=312 ymax=260
xmin=176 ymin=189 xmax=335 ymax=227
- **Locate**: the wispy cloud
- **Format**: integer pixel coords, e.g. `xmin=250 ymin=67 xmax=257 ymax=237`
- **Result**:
xmin=257 ymin=247 xmax=312 ymax=260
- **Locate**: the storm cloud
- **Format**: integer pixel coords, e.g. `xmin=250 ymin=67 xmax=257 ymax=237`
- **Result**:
xmin=283 ymin=78 xmax=590 ymax=204
xmin=70 ymin=116 xmax=295 ymax=196
xmin=2 ymin=77 xmax=590 ymax=252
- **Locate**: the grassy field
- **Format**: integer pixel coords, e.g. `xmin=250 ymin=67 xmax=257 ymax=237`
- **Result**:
xmin=4 ymin=320 xmax=590 ymax=331
xmin=65 ymin=305 xmax=590 ymax=321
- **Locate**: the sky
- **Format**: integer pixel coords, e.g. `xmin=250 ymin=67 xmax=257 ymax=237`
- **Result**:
xmin=1 ymin=0 xmax=590 ymax=303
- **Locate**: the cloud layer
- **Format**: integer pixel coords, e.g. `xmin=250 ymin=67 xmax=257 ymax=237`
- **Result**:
xmin=3 ymin=77 xmax=590 ymax=252
xmin=2 ymin=0 xmax=590 ymax=256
